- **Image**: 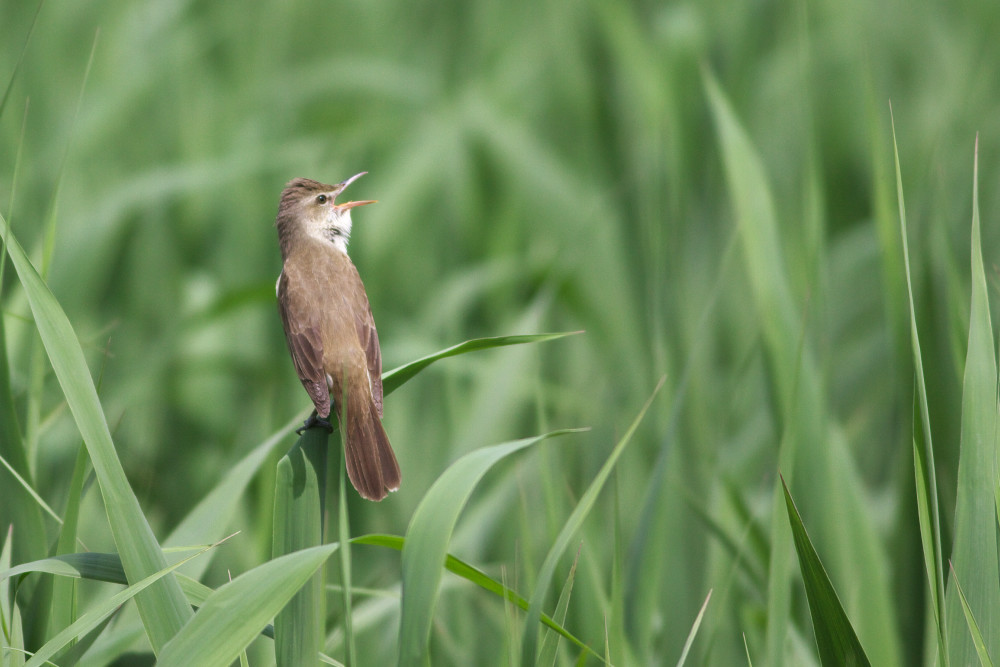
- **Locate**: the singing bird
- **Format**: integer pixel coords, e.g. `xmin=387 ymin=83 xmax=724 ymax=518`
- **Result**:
xmin=275 ymin=173 xmax=400 ymax=501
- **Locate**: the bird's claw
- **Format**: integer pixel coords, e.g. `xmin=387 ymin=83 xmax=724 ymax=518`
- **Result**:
xmin=296 ymin=412 xmax=334 ymax=435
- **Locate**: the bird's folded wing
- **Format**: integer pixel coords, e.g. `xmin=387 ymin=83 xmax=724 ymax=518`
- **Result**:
xmin=278 ymin=268 xmax=329 ymax=413
xmin=355 ymin=296 xmax=384 ymax=417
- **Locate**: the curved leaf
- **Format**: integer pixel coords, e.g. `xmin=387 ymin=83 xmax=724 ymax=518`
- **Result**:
xmin=22 ymin=545 xmax=213 ymax=667
xmin=944 ymin=135 xmax=1000 ymax=665
xmin=382 ymin=332 xmax=581 ymax=396
xmin=782 ymin=476 xmax=870 ymax=667
xmin=352 ymin=533 xmax=602 ymax=661
xmin=157 ymin=544 xmax=339 ymax=667
xmin=0 ymin=215 xmax=191 ymax=652
xmin=892 ymin=104 xmax=948 ymax=664
xmin=398 ymin=429 xmax=582 ymax=666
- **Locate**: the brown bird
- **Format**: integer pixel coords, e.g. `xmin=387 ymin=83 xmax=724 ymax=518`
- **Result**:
xmin=275 ymin=173 xmax=400 ymax=501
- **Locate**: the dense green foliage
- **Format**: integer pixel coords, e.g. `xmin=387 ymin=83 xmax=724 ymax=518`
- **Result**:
xmin=3 ymin=0 xmax=1000 ymax=664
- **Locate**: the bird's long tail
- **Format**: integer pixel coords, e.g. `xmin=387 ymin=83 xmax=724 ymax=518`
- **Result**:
xmin=338 ymin=385 xmax=400 ymax=501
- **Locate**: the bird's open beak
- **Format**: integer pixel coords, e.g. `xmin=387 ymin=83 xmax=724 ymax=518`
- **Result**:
xmin=334 ymin=172 xmax=375 ymax=211
xmin=335 ymin=199 xmax=377 ymax=211
xmin=338 ymin=172 xmax=367 ymax=190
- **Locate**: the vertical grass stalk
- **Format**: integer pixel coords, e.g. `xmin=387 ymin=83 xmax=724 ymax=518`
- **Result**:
xmin=272 ymin=429 xmax=328 ymax=666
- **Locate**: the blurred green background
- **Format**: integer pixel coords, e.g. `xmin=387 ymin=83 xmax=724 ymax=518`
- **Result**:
xmin=3 ymin=0 xmax=1000 ymax=664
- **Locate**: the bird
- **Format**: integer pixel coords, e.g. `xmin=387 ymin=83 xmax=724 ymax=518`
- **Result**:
xmin=274 ymin=173 xmax=400 ymax=501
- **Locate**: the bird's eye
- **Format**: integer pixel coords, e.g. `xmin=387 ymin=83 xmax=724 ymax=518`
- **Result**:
xmin=316 ymin=194 xmax=328 ymax=204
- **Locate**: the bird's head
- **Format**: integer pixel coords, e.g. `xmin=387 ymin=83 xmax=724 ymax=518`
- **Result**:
xmin=277 ymin=173 xmax=375 ymax=255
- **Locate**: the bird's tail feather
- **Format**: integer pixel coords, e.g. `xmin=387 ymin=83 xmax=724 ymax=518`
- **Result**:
xmin=339 ymin=387 xmax=400 ymax=501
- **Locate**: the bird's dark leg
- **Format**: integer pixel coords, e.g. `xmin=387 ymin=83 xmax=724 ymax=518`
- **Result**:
xmin=296 ymin=410 xmax=334 ymax=435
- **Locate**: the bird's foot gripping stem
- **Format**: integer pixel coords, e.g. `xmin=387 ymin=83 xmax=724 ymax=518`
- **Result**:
xmin=296 ymin=411 xmax=334 ymax=435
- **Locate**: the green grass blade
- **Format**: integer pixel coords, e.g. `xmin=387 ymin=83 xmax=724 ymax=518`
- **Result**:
xmin=337 ymin=445 xmax=356 ymax=666
xmin=538 ymin=547 xmax=579 ymax=666
xmin=0 ymin=215 xmax=192 ymax=652
xmin=0 ymin=225 xmax=47 ymax=644
xmin=702 ymin=71 xmax=797 ymax=368
xmin=891 ymin=103 xmax=948 ymax=664
xmin=913 ymin=391 xmax=945 ymax=645
xmin=2 ymin=547 xmax=318 ymax=653
xmin=676 ymin=590 xmax=712 ymax=667
xmin=382 ymin=332 xmax=581 ymax=396
xmin=272 ymin=430 xmax=328 ymax=667
xmin=951 ymin=562 xmax=995 ymax=667
xmin=22 ymin=544 xmax=213 ymax=667
xmin=398 ymin=428 xmax=583 ymax=666
xmin=177 ymin=577 xmax=336 ymax=666
xmin=502 ymin=565 xmax=519 ymax=667
xmin=352 ymin=534 xmax=603 ymax=661
xmin=0 ymin=99 xmax=47 ymax=650
xmin=0 ymin=453 xmax=59 ymax=524
xmin=1 ymin=553 xmax=128 ymax=585
xmin=48 ymin=444 xmax=89 ymax=643
xmin=51 ymin=614 xmax=115 ymax=667
xmin=781 ymin=477 xmax=871 ymax=667
xmin=608 ymin=479 xmax=636 ymax=667
xmin=520 ymin=381 xmax=662 ymax=666
xmin=149 ymin=543 xmax=339 ymax=667
xmin=944 ymin=135 xmax=1000 ymax=665
xmin=0 ymin=0 xmax=43 ymax=120
xmin=2 ymin=526 xmax=26 ymax=667
xmin=997 ymin=482 xmax=1000 ymax=595
xmin=45 ymin=342 xmax=103 ymax=648
xmin=3 ymin=550 xmax=214 ymax=590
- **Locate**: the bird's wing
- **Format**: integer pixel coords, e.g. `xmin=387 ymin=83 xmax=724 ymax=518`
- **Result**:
xmin=277 ymin=267 xmax=330 ymax=416
xmin=354 ymin=287 xmax=384 ymax=417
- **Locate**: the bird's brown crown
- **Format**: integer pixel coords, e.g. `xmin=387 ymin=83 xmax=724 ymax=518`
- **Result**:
xmin=279 ymin=178 xmax=335 ymax=210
